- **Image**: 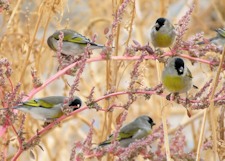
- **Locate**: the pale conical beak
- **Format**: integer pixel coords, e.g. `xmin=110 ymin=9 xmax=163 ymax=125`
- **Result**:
xmin=154 ymin=23 xmax=159 ymax=28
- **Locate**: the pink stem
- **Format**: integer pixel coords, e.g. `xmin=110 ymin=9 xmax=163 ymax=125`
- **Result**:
xmin=24 ymin=54 xmax=214 ymax=101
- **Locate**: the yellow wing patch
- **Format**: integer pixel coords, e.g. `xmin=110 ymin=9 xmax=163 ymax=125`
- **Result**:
xmin=23 ymin=99 xmax=54 ymax=108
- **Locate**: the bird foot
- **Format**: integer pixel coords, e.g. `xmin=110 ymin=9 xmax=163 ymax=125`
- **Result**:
xmin=166 ymin=93 xmax=179 ymax=101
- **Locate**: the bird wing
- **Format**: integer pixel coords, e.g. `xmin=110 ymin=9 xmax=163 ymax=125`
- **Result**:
xmin=99 ymin=122 xmax=140 ymax=146
xmin=22 ymin=99 xmax=54 ymax=108
xmin=215 ymin=28 xmax=225 ymax=38
xmin=22 ymin=96 xmax=65 ymax=108
xmin=64 ymin=31 xmax=91 ymax=44
xmin=132 ymin=129 xmax=149 ymax=139
xmin=39 ymin=96 xmax=65 ymax=105
xmin=98 ymin=130 xmax=137 ymax=146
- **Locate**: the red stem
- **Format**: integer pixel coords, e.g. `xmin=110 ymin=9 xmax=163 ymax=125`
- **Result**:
xmin=24 ymin=54 xmax=214 ymax=101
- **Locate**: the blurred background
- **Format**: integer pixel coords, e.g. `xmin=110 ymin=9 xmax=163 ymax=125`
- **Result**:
xmin=0 ymin=0 xmax=225 ymax=160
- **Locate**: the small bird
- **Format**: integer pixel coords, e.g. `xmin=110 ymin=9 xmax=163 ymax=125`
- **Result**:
xmin=150 ymin=17 xmax=176 ymax=48
xmin=99 ymin=115 xmax=155 ymax=147
xmin=161 ymin=57 xmax=197 ymax=117
xmin=13 ymin=96 xmax=82 ymax=122
xmin=47 ymin=29 xmax=105 ymax=56
xmin=162 ymin=57 xmax=193 ymax=94
xmin=198 ymin=28 xmax=225 ymax=47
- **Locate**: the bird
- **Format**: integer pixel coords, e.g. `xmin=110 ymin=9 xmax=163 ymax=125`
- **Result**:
xmin=47 ymin=29 xmax=105 ymax=56
xmin=99 ymin=115 xmax=155 ymax=147
xmin=12 ymin=96 xmax=82 ymax=122
xmin=161 ymin=57 xmax=197 ymax=117
xmin=150 ymin=17 xmax=176 ymax=48
xmin=161 ymin=57 xmax=193 ymax=94
xmin=198 ymin=28 xmax=225 ymax=47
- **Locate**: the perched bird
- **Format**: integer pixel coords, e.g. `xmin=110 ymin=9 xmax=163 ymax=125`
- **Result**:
xmin=198 ymin=28 xmax=225 ymax=47
xmin=13 ymin=96 xmax=82 ymax=122
xmin=162 ymin=57 xmax=193 ymax=94
xmin=99 ymin=115 xmax=155 ymax=147
xmin=161 ymin=57 xmax=198 ymax=117
xmin=47 ymin=29 xmax=105 ymax=56
xmin=150 ymin=17 xmax=176 ymax=48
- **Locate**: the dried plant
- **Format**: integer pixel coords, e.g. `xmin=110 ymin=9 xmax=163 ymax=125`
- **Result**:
xmin=0 ymin=0 xmax=225 ymax=161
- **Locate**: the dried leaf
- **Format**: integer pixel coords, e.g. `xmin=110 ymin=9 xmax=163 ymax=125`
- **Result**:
xmin=104 ymin=27 xmax=109 ymax=35
xmin=38 ymin=145 xmax=44 ymax=151
xmin=30 ymin=150 xmax=35 ymax=160
xmin=186 ymin=108 xmax=192 ymax=118
xmin=116 ymin=112 xmax=124 ymax=125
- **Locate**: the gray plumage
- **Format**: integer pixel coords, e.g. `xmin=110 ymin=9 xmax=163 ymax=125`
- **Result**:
xmin=150 ymin=18 xmax=176 ymax=48
xmin=198 ymin=28 xmax=225 ymax=47
xmin=209 ymin=28 xmax=225 ymax=46
xmin=14 ymin=96 xmax=82 ymax=122
xmin=162 ymin=57 xmax=193 ymax=93
xmin=47 ymin=29 xmax=105 ymax=56
xmin=99 ymin=115 xmax=155 ymax=147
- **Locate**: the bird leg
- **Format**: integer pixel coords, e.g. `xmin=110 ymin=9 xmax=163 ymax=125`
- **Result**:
xmin=42 ymin=121 xmax=51 ymax=127
xmin=166 ymin=93 xmax=172 ymax=100
xmin=166 ymin=92 xmax=179 ymax=101
xmin=154 ymin=48 xmax=164 ymax=56
xmin=169 ymin=47 xmax=176 ymax=56
xmin=42 ymin=118 xmax=60 ymax=127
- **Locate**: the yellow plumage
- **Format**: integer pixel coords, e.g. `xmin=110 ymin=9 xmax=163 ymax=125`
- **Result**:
xmin=162 ymin=75 xmax=187 ymax=93
xmin=161 ymin=57 xmax=193 ymax=94
xmin=153 ymin=32 xmax=174 ymax=47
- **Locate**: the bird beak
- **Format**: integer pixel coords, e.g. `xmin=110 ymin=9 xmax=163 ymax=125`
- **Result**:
xmin=154 ymin=23 xmax=159 ymax=28
xmin=152 ymin=122 xmax=156 ymax=126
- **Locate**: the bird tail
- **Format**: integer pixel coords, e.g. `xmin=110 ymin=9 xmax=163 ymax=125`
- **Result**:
xmin=98 ymin=139 xmax=112 ymax=147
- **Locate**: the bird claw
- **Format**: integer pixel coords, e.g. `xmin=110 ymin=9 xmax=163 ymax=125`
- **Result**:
xmin=42 ymin=121 xmax=51 ymax=128
xmin=42 ymin=118 xmax=60 ymax=127
xmin=166 ymin=93 xmax=172 ymax=100
xmin=166 ymin=93 xmax=179 ymax=101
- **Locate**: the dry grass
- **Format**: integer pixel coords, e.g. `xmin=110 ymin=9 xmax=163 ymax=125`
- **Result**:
xmin=0 ymin=0 xmax=225 ymax=160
